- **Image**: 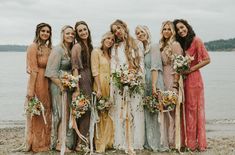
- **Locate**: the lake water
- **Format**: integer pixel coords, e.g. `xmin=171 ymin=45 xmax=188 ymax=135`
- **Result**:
xmin=0 ymin=52 xmax=235 ymax=122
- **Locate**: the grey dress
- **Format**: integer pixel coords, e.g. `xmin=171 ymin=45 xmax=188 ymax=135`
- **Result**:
xmin=45 ymin=45 xmax=75 ymax=150
xmin=144 ymin=43 xmax=164 ymax=151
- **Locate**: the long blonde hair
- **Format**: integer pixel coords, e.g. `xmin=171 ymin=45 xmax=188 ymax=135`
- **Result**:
xmin=135 ymin=25 xmax=151 ymax=55
xmin=100 ymin=31 xmax=114 ymax=58
xmin=110 ymin=19 xmax=141 ymax=70
xmin=60 ymin=25 xmax=74 ymax=58
xmin=159 ymin=21 xmax=176 ymax=62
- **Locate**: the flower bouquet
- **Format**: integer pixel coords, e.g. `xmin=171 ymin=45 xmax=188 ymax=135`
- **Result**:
xmin=60 ymin=71 xmax=80 ymax=90
xmin=158 ymin=90 xmax=178 ymax=112
xmin=96 ymin=96 xmax=112 ymax=111
xmin=25 ymin=96 xmax=47 ymax=124
xmin=143 ymin=93 xmax=161 ymax=113
xmin=112 ymin=64 xmax=144 ymax=95
xmin=71 ymin=94 xmax=90 ymax=118
xmin=171 ymin=54 xmax=194 ymax=74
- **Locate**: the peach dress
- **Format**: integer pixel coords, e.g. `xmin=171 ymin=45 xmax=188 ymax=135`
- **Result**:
xmin=26 ymin=43 xmax=51 ymax=152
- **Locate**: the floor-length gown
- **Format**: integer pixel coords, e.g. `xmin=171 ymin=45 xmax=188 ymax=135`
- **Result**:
xmin=45 ymin=45 xmax=75 ymax=150
xmin=26 ymin=43 xmax=51 ymax=152
xmin=91 ymin=48 xmax=114 ymax=152
xmin=110 ymin=41 xmax=145 ymax=151
xmin=160 ymin=41 xmax=184 ymax=150
xmin=182 ymin=37 xmax=209 ymax=151
xmin=143 ymin=44 xmax=164 ymax=151
xmin=71 ymin=43 xmax=92 ymax=147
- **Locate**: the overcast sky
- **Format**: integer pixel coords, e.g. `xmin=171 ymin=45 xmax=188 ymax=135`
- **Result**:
xmin=0 ymin=0 xmax=234 ymax=46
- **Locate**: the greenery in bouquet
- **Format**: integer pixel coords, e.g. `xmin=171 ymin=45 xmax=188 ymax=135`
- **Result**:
xmin=143 ymin=94 xmax=160 ymax=113
xmin=96 ymin=96 xmax=112 ymax=111
xmin=171 ymin=54 xmax=194 ymax=74
xmin=158 ymin=90 xmax=178 ymax=112
xmin=71 ymin=94 xmax=90 ymax=118
xmin=25 ymin=97 xmax=44 ymax=116
xmin=60 ymin=70 xmax=80 ymax=90
xmin=112 ymin=64 xmax=144 ymax=96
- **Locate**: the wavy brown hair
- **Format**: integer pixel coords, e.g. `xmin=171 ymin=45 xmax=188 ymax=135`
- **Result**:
xmin=33 ymin=22 xmax=52 ymax=52
xmin=74 ymin=21 xmax=93 ymax=68
xmin=173 ymin=19 xmax=196 ymax=53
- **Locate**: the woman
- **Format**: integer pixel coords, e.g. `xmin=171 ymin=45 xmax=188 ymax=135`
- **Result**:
xmin=45 ymin=25 xmax=75 ymax=151
xmin=110 ymin=19 xmax=145 ymax=154
xmin=25 ymin=22 xmax=52 ymax=152
xmin=91 ymin=31 xmax=115 ymax=153
xmin=71 ymin=21 xmax=93 ymax=150
xmin=135 ymin=25 xmax=163 ymax=152
xmin=173 ymin=19 xmax=210 ymax=151
xmin=158 ymin=20 xmax=184 ymax=151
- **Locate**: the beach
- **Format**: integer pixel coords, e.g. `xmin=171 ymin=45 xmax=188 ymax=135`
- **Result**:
xmin=0 ymin=52 xmax=235 ymax=155
xmin=0 ymin=120 xmax=235 ymax=155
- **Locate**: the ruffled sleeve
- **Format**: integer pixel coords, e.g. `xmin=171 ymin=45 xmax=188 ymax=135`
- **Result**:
xmin=71 ymin=43 xmax=83 ymax=70
xmin=45 ymin=46 xmax=62 ymax=78
xmin=26 ymin=43 xmax=39 ymax=74
xmin=150 ymin=44 xmax=163 ymax=72
xmin=91 ymin=48 xmax=100 ymax=77
xmin=195 ymin=37 xmax=210 ymax=62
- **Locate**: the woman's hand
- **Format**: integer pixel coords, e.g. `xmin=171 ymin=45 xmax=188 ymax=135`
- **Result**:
xmin=152 ymin=85 xmax=158 ymax=96
xmin=96 ymin=89 xmax=102 ymax=99
xmin=26 ymin=93 xmax=34 ymax=100
xmin=72 ymin=91 xmax=80 ymax=100
xmin=59 ymin=84 xmax=65 ymax=92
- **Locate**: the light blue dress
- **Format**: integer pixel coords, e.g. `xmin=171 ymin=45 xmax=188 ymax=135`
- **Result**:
xmin=143 ymin=43 xmax=164 ymax=151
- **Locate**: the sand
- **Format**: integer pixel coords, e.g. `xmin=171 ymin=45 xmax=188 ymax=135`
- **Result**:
xmin=0 ymin=120 xmax=235 ymax=155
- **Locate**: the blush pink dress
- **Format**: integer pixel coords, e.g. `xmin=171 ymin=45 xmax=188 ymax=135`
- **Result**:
xmin=181 ymin=37 xmax=210 ymax=151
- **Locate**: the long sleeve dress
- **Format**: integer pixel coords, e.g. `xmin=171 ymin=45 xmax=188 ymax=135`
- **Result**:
xmin=181 ymin=37 xmax=209 ymax=151
xmin=45 ymin=45 xmax=75 ymax=150
xmin=91 ymin=48 xmax=114 ymax=152
xmin=110 ymin=41 xmax=145 ymax=151
xmin=160 ymin=41 xmax=184 ymax=150
xmin=143 ymin=43 xmax=164 ymax=151
xmin=26 ymin=43 xmax=51 ymax=152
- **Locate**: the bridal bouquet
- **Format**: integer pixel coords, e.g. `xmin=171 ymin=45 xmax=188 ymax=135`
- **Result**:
xmin=143 ymin=92 xmax=161 ymax=113
xmin=71 ymin=94 xmax=90 ymax=118
xmin=112 ymin=64 xmax=144 ymax=95
xmin=25 ymin=96 xmax=47 ymax=124
xmin=25 ymin=97 xmax=44 ymax=116
xmin=171 ymin=54 xmax=194 ymax=74
xmin=158 ymin=90 xmax=178 ymax=112
xmin=60 ymin=71 xmax=80 ymax=89
xmin=96 ymin=96 xmax=112 ymax=111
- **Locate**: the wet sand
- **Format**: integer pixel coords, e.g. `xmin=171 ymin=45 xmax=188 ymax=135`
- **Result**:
xmin=0 ymin=120 xmax=235 ymax=155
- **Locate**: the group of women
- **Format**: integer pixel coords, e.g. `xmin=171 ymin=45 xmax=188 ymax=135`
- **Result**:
xmin=23 ymin=19 xmax=210 ymax=154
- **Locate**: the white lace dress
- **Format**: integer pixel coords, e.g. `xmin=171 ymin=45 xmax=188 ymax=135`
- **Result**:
xmin=110 ymin=41 xmax=145 ymax=151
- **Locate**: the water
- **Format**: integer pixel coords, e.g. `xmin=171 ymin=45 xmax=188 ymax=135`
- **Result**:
xmin=0 ymin=52 xmax=235 ymax=121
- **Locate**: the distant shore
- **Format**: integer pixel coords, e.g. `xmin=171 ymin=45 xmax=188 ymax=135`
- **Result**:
xmin=1 ymin=119 xmax=235 ymax=155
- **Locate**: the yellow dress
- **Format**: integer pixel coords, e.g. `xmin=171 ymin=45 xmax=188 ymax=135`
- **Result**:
xmin=91 ymin=48 xmax=114 ymax=152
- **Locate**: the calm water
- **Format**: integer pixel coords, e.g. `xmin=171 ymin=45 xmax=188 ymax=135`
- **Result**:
xmin=0 ymin=52 xmax=235 ymax=121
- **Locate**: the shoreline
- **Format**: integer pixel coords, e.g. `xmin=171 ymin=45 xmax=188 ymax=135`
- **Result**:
xmin=0 ymin=119 xmax=235 ymax=154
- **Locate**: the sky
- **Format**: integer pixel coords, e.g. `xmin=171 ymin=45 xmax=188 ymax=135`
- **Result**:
xmin=0 ymin=0 xmax=234 ymax=46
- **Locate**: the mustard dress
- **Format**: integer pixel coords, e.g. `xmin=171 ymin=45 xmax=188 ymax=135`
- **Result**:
xmin=91 ymin=48 xmax=114 ymax=152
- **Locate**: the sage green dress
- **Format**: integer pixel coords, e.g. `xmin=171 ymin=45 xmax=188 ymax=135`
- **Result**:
xmin=45 ymin=45 xmax=75 ymax=150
